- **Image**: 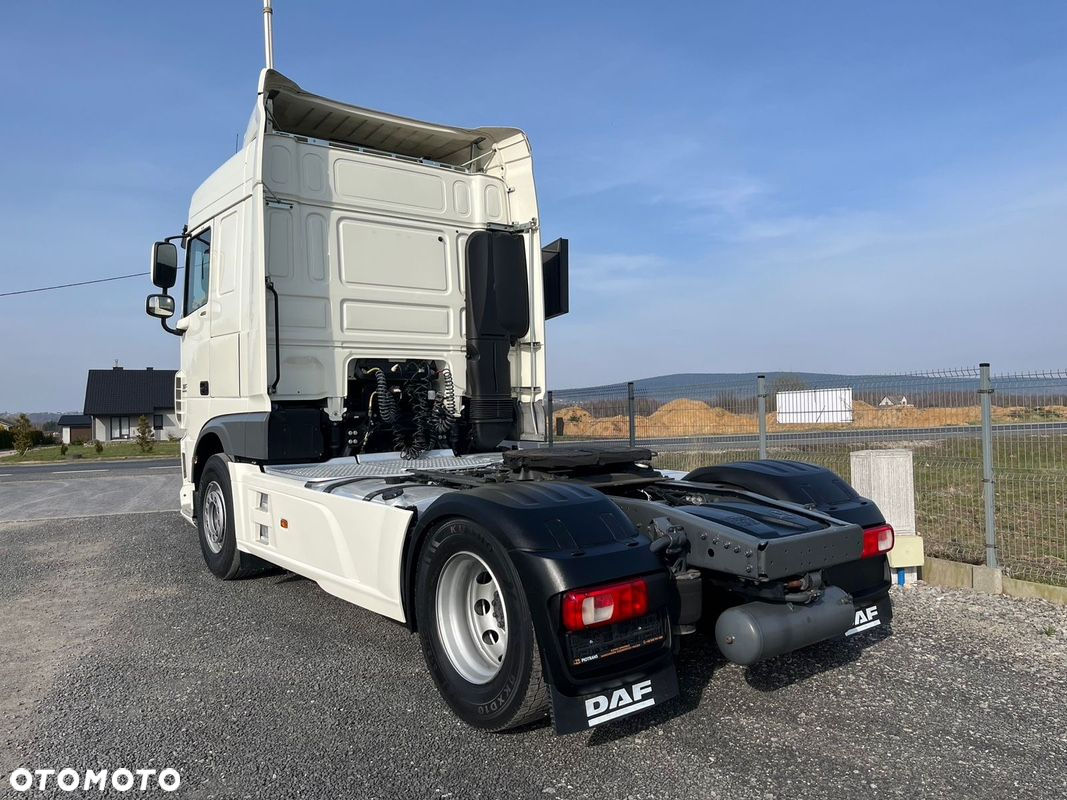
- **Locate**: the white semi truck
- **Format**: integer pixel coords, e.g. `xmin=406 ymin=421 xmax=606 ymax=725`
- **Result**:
xmin=145 ymin=18 xmax=895 ymax=734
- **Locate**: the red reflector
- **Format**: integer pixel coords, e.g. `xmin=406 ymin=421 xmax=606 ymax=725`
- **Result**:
xmin=861 ymin=524 xmax=895 ymax=559
xmin=561 ymin=578 xmax=648 ymax=631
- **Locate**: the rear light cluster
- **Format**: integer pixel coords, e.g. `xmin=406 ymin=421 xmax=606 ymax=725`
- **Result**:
xmin=562 ymin=578 xmax=648 ymax=631
xmin=861 ymin=523 xmax=895 ymax=559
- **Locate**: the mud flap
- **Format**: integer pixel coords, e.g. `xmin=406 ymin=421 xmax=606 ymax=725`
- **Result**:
xmin=845 ymin=594 xmax=893 ymax=638
xmin=549 ymin=663 xmax=679 ymax=734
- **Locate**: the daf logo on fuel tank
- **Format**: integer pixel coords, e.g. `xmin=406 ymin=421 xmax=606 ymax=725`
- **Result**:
xmin=584 ymin=679 xmax=655 ymax=726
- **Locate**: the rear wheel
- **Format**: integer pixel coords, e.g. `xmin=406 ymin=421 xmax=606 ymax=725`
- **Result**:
xmin=416 ymin=518 xmax=548 ymax=730
xmin=197 ymin=454 xmax=267 ymax=580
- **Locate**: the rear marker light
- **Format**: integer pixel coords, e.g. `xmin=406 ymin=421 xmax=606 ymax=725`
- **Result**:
xmin=861 ymin=524 xmax=895 ymax=559
xmin=562 ymin=578 xmax=648 ymax=632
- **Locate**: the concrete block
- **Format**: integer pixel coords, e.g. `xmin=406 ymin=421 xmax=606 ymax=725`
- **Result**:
xmin=923 ymin=556 xmax=973 ymax=589
xmin=1003 ymin=577 xmax=1067 ymax=606
xmin=888 ymin=533 xmax=924 ymax=569
xmin=850 ymin=449 xmax=916 ymax=534
xmin=971 ymin=565 xmax=1004 ymax=595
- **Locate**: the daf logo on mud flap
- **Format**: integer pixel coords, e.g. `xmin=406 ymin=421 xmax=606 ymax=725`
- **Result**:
xmin=584 ymin=679 xmax=655 ymax=727
xmin=845 ymin=605 xmax=880 ymax=636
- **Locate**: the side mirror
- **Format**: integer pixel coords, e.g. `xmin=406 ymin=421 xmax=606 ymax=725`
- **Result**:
xmin=146 ymin=293 xmax=175 ymax=319
xmin=541 ymin=237 xmax=569 ymax=319
xmin=151 ymin=241 xmax=178 ymax=289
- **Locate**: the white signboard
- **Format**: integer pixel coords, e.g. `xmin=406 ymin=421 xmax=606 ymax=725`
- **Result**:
xmin=776 ymin=387 xmax=854 ymax=424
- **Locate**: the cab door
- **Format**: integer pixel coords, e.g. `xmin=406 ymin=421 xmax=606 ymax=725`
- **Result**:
xmin=177 ymin=226 xmax=213 ymax=439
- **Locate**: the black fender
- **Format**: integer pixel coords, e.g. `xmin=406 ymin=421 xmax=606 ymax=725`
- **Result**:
xmin=684 ymin=459 xmax=893 ymax=605
xmin=195 ymin=409 xmax=324 ymax=466
xmin=684 ymin=459 xmax=886 ymax=527
xmin=402 ymin=481 xmax=675 ymax=699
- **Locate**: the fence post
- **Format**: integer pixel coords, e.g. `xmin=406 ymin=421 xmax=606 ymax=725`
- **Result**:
xmin=757 ymin=374 xmax=768 ymax=460
xmin=979 ymin=363 xmax=998 ymax=568
xmin=627 ymin=382 xmax=636 ymax=448
xmin=545 ymin=390 xmax=554 ymax=447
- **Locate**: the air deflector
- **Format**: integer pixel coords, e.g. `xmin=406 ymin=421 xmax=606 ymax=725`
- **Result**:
xmin=464 ymin=231 xmax=529 ymax=451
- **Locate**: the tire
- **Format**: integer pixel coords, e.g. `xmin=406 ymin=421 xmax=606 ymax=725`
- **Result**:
xmin=416 ymin=517 xmax=548 ymax=731
xmin=196 ymin=453 xmax=267 ymax=580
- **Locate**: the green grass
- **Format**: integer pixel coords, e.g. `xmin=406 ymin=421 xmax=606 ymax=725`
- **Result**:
xmin=0 ymin=440 xmax=180 ymax=464
xmin=654 ymin=434 xmax=1067 ymax=587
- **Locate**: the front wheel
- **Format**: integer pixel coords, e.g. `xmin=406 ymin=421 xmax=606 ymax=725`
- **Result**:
xmin=416 ymin=518 xmax=548 ymax=731
xmin=197 ymin=453 xmax=266 ymax=580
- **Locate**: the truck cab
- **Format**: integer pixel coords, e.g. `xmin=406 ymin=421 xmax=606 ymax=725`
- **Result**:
xmin=149 ymin=69 xmax=563 ymax=520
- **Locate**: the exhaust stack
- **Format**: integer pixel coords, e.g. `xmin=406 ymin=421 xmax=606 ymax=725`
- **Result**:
xmin=263 ymin=0 xmax=275 ymax=70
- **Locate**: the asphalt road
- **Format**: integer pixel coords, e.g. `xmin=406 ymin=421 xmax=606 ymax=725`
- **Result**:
xmin=0 ymin=458 xmax=180 ymax=481
xmin=0 ymin=461 xmax=179 ymax=520
xmin=1 ymin=472 xmax=1066 ymax=798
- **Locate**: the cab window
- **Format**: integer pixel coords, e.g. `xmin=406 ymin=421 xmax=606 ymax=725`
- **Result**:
xmin=185 ymin=228 xmax=212 ymax=315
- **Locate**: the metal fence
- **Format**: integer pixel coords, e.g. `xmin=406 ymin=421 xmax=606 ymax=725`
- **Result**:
xmin=547 ymin=365 xmax=1067 ymax=587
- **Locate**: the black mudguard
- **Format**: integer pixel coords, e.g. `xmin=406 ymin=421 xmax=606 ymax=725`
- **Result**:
xmin=406 ymin=481 xmax=678 ymax=733
xmin=684 ymin=459 xmax=885 ymax=526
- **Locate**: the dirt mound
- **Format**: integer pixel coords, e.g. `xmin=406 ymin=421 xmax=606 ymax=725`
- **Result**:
xmin=556 ymin=399 xmax=758 ymax=438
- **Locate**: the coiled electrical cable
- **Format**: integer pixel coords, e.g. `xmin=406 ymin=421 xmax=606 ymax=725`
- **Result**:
xmin=431 ymin=367 xmax=457 ymax=444
xmin=368 ymin=368 xmax=397 ymax=423
xmin=406 ymin=366 xmax=433 ymax=459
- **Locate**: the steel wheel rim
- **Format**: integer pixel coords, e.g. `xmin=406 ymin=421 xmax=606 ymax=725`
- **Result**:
xmin=203 ymin=481 xmax=227 ymax=554
xmin=435 ymin=551 xmax=509 ymax=685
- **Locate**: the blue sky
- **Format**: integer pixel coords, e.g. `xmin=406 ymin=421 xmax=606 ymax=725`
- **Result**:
xmin=1 ymin=1 xmax=1065 ymax=411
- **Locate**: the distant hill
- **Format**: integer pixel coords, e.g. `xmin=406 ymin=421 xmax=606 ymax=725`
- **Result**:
xmin=0 ymin=411 xmax=79 ymax=426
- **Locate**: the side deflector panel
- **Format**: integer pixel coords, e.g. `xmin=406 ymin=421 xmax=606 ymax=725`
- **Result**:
xmin=464 ymin=230 xmax=529 ymax=450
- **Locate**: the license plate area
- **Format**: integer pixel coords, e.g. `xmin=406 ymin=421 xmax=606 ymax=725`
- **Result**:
xmin=564 ymin=612 xmax=668 ymax=669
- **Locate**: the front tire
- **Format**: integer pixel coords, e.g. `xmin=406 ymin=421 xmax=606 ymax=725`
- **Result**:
xmin=197 ymin=453 xmax=264 ymax=580
xmin=416 ymin=518 xmax=548 ymax=731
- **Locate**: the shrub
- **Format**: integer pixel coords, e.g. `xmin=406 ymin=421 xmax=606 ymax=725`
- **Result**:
xmin=136 ymin=415 xmax=154 ymax=453
xmin=94 ymin=440 xmax=104 ymax=454
xmin=60 ymin=443 xmax=69 ymax=456
xmin=12 ymin=414 xmax=34 ymax=456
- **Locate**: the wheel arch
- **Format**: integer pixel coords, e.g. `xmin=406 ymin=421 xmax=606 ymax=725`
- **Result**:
xmin=192 ymin=431 xmax=226 ymax=489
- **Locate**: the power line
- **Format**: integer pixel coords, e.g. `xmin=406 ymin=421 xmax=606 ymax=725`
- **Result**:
xmin=0 ymin=270 xmax=180 ymax=298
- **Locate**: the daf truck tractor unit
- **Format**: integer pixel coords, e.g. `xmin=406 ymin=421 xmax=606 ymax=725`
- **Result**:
xmin=144 ymin=61 xmax=895 ymax=734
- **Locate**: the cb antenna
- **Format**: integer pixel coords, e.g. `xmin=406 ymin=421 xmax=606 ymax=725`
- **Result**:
xmin=263 ymin=0 xmax=275 ymax=70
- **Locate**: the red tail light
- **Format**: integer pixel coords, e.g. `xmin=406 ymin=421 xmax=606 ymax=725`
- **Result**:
xmin=562 ymin=578 xmax=648 ymax=631
xmin=861 ymin=524 xmax=895 ymax=559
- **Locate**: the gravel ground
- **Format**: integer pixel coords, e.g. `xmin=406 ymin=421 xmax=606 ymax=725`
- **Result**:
xmin=1 ymin=512 xmax=1066 ymax=799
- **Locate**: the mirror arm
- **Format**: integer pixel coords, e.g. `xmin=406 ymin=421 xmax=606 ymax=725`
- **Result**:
xmin=160 ymin=316 xmax=182 ymax=337
xmin=156 ymin=287 xmax=182 ymax=336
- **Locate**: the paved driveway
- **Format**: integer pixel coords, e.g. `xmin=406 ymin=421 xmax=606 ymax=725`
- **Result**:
xmin=0 ymin=461 xmax=179 ymax=520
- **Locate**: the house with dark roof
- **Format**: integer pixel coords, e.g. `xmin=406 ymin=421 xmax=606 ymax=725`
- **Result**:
xmin=57 ymin=414 xmax=93 ymax=444
xmin=83 ymin=367 xmax=179 ymax=442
